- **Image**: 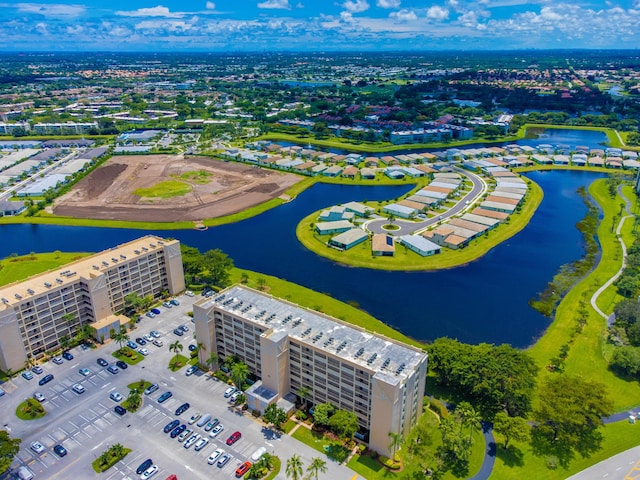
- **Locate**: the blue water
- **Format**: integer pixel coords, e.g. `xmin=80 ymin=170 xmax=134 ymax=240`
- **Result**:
xmin=0 ymin=170 xmax=604 ymax=348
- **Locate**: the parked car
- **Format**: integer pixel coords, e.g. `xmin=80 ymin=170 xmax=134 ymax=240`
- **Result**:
xmin=109 ymin=391 xmax=123 ymax=402
xmin=217 ymin=453 xmax=231 ymax=467
xmin=145 ymin=312 xmax=156 ymax=318
xmin=30 ymin=441 xmax=45 ymax=454
xmin=163 ymin=419 xmax=179 ymax=433
xmin=31 ymin=365 xmax=43 ymax=374
xmin=22 ymin=371 xmax=34 ymax=381
xmin=177 ymin=429 xmax=192 ymax=442
xmin=151 ymin=308 xmax=161 ymax=315
xmin=188 ymin=412 xmax=201 ymax=425
xmin=185 ymin=290 xmax=194 ymax=297
xmin=62 ymin=351 xmax=73 ymax=361
xmin=170 ymin=424 xmax=186 ymax=438
xmin=136 ymin=458 xmax=153 ymax=475
xmin=97 ymin=358 xmax=108 ymax=367
xmin=144 ymin=383 xmax=159 ymax=395
xmin=153 ymin=339 xmax=163 ymax=347
xmin=175 ymin=402 xmax=190 ymax=416
xmin=127 ymin=340 xmax=138 ymax=349
xmin=33 ymin=392 xmax=45 ymax=402
xmin=72 ymin=384 xmax=85 ymax=394
xmin=204 ymin=418 xmax=219 ymax=431
xmin=53 ymin=445 xmax=67 ymax=457
xmin=157 ymin=391 xmax=173 ymax=403
xmin=194 ymin=438 xmax=209 ymax=451
xmin=172 ymin=328 xmax=183 ymax=336
xmin=236 ymin=461 xmax=252 ymax=478
xmin=170 ymin=299 xmax=180 ymax=306
xmin=208 ymin=448 xmax=224 ymax=464
xmin=150 ymin=330 xmax=161 ymax=338
xmin=139 ymin=348 xmax=149 ymax=356
xmin=165 ymin=476 xmax=177 ymax=480
xmin=38 ymin=374 xmax=54 ymax=386
xmin=78 ymin=368 xmax=91 ymax=376
xmin=226 ymin=431 xmax=241 ymax=446
xmin=135 ymin=337 xmax=146 ymax=346
xmin=196 ymin=413 xmax=211 ymax=427
xmin=188 ymin=344 xmax=197 ymax=352
xmin=183 ymin=433 xmax=200 ymax=449
xmin=251 ymin=446 xmax=267 ymax=462
xmin=116 ymin=360 xmax=128 ymax=370
xmin=107 ymin=365 xmax=119 ymax=375
xmin=114 ymin=405 xmax=127 ymax=416
xmin=52 ymin=357 xmax=63 ymax=365
xmin=209 ymin=424 xmax=224 ymax=438
xmin=230 ymin=391 xmax=242 ymax=403
xmin=140 ymin=464 xmax=158 ymax=480
xmin=143 ymin=334 xmax=153 ymax=342
xmin=162 ymin=302 xmax=173 ymax=309
xmin=185 ymin=365 xmax=198 ymax=376
xmin=179 ymin=324 xmax=189 ymax=332
xmin=223 ymin=386 xmax=236 ymax=398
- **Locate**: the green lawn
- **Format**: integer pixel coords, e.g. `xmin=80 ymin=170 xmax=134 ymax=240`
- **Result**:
xmin=15 ymin=399 xmax=46 ymax=420
xmin=127 ymin=380 xmax=152 ymax=391
xmin=292 ymin=427 xmax=351 ymax=463
xmin=113 ymin=347 xmax=144 ymax=365
xmin=91 ymin=447 xmax=131 ymax=473
xmin=490 ymin=420 xmax=639 ymax=480
xmin=0 ymin=252 xmax=90 ymax=286
xmin=175 ymin=170 xmax=213 ymax=184
xmin=169 ymin=354 xmax=190 ymax=371
xmin=133 ymin=180 xmax=192 ymax=199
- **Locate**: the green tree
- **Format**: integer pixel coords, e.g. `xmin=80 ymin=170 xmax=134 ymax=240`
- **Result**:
xmin=307 ymin=457 xmax=327 ymax=480
xmin=532 ymin=375 xmax=614 ymax=466
xmin=126 ymin=388 xmax=142 ymax=411
xmin=456 ymin=401 xmax=481 ymax=442
xmin=493 ymin=412 xmax=530 ymax=449
xmin=62 ymin=312 xmax=76 ymax=337
xmin=206 ymin=351 xmax=219 ymax=371
xmin=263 ymin=403 xmax=287 ymax=430
xmin=230 ymin=361 xmax=249 ymax=390
xmin=203 ymin=248 xmax=234 ymax=287
xmin=388 ymin=431 xmax=403 ymax=460
xmin=312 ymin=403 xmax=334 ymax=428
xmin=113 ymin=326 xmax=130 ymax=353
xmin=286 ymin=454 xmax=304 ymax=480
xmin=297 ymin=385 xmax=312 ymax=411
xmin=169 ymin=340 xmax=184 ymax=366
xmin=610 ymin=346 xmax=640 ymax=377
xmin=328 ymin=409 xmax=359 ymax=440
xmin=124 ymin=292 xmax=143 ymax=313
xmin=0 ymin=430 xmax=21 ymax=473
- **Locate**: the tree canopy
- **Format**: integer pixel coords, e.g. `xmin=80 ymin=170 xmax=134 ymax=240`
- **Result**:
xmin=180 ymin=244 xmax=234 ymax=288
xmin=0 ymin=431 xmax=21 ymax=474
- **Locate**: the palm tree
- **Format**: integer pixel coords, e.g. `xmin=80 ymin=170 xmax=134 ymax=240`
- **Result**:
xmin=260 ymin=452 xmax=275 ymax=471
xmin=286 ymin=454 xmax=304 ymax=480
xmin=388 ymin=432 xmax=403 ymax=461
xmin=297 ymin=385 xmax=312 ymax=411
xmin=62 ymin=312 xmax=76 ymax=337
xmin=126 ymin=388 xmax=141 ymax=411
xmin=206 ymin=351 xmax=219 ymax=371
xmin=111 ymin=443 xmax=124 ymax=459
xmin=457 ymin=401 xmax=482 ymax=443
xmin=231 ymin=361 xmax=249 ymax=391
xmin=307 ymin=457 xmax=327 ymax=480
xmin=59 ymin=335 xmax=71 ymax=352
xmin=169 ymin=340 xmax=183 ymax=367
xmin=113 ymin=327 xmax=130 ymax=353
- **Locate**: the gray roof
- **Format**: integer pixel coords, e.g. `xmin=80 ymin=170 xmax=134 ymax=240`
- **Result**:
xmin=399 ymin=235 xmax=441 ymax=254
xmin=204 ymin=286 xmax=426 ymax=385
xmin=331 ymin=228 xmax=368 ymax=245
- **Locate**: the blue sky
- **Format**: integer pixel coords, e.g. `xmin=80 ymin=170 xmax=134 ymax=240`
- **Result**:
xmin=0 ymin=0 xmax=639 ymax=51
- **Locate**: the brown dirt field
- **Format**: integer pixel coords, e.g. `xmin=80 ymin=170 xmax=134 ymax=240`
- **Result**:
xmin=53 ymin=155 xmax=302 ymax=222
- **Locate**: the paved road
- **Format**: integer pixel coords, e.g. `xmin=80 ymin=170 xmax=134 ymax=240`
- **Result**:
xmin=365 ymin=166 xmax=487 ymax=235
xmin=567 ymin=445 xmax=640 ymax=480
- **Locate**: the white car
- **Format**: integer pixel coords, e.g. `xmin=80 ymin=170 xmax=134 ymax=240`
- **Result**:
xmin=209 ymin=424 xmax=224 ymax=438
xmin=33 ymin=392 xmax=45 ymax=402
xmin=194 ymin=438 xmax=209 ymax=451
xmin=184 ymin=433 xmax=200 ymax=449
xmin=178 ymin=429 xmax=192 ymax=442
xmin=188 ymin=412 xmax=201 ymax=425
xmin=140 ymin=464 xmax=158 ymax=480
xmin=229 ymin=391 xmax=241 ymax=403
xmin=138 ymin=348 xmax=149 ymax=356
xmin=153 ymin=339 xmax=163 ymax=347
xmin=208 ymin=448 xmax=224 ymax=465
xmin=72 ymin=384 xmax=85 ymax=394
xmin=79 ymin=368 xmax=91 ymax=376
xmin=30 ymin=441 xmax=45 ymax=454
xmin=223 ymin=386 xmax=236 ymax=398
xmin=110 ymin=391 xmax=123 ymax=402
xmin=150 ymin=330 xmax=161 ymax=338
xmin=185 ymin=290 xmax=195 ymax=297
xmin=143 ymin=334 xmax=153 ymax=342
xmin=185 ymin=365 xmax=198 ymax=376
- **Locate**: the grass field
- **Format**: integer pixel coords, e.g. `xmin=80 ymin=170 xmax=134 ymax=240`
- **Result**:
xmin=133 ymin=180 xmax=192 ymax=198
xmin=0 ymin=251 xmax=91 ymax=287
xmin=175 ymin=170 xmax=212 ymax=184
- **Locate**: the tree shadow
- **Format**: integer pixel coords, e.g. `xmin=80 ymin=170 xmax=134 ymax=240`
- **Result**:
xmin=495 ymin=444 xmax=525 ymax=467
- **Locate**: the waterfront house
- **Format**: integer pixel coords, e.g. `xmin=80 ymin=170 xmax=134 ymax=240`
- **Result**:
xmin=371 ymin=234 xmax=395 ymax=256
xmin=343 ymin=201 xmax=374 ymax=217
xmin=329 ymin=228 xmax=369 ymax=250
xmin=315 ymin=220 xmax=353 ymax=235
xmin=472 ymin=208 xmax=509 ymax=221
xmin=360 ymin=167 xmax=376 ymax=179
xmin=398 ymin=235 xmax=441 ymax=256
xmin=383 ymin=204 xmax=416 ymax=219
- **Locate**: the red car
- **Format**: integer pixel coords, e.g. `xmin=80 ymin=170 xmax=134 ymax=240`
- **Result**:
xmin=165 ymin=476 xmax=177 ymax=480
xmin=236 ymin=461 xmax=252 ymax=478
xmin=226 ymin=431 xmax=242 ymax=445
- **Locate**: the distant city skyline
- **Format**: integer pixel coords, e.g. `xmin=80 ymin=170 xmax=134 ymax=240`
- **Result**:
xmin=0 ymin=0 xmax=639 ymax=51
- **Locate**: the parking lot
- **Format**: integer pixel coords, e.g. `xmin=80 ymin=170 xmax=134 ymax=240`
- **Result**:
xmin=0 ymin=294 xmax=358 ymax=480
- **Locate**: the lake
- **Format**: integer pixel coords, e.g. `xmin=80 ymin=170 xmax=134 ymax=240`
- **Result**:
xmin=0 ymin=170 xmax=604 ymax=348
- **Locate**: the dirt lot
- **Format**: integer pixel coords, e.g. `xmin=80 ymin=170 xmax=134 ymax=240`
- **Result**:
xmin=53 ymin=155 xmax=302 ymax=222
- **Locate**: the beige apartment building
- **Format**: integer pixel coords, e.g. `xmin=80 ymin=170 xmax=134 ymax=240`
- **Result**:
xmin=0 ymin=236 xmax=184 ymax=372
xmin=194 ymin=285 xmax=428 ymax=456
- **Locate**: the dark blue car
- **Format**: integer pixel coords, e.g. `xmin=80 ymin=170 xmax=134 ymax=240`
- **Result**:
xmin=163 ymin=419 xmax=180 ymax=433
xmin=170 ymin=424 xmax=186 ymax=438
xmin=158 ymin=391 xmax=173 ymax=403
xmin=151 ymin=308 xmax=161 ymax=315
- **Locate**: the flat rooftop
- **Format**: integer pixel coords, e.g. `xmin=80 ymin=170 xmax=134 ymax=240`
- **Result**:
xmin=0 ymin=235 xmax=174 ymax=310
xmin=200 ymin=285 xmax=427 ymax=386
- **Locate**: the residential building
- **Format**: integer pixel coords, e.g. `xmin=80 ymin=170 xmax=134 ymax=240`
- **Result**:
xmin=194 ymin=285 xmax=428 ymax=457
xmin=0 ymin=236 xmax=184 ymax=372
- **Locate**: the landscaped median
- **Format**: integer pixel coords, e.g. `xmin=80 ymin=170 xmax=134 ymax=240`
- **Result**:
xmin=15 ymin=399 xmax=46 ymax=420
xmin=112 ymin=347 xmax=144 ymax=365
xmin=91 ymin=444 xmax=131 ymax=473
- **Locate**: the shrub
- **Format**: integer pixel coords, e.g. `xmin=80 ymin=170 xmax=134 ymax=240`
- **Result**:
xmin=295 ymin=410 xmax=307 ymax=421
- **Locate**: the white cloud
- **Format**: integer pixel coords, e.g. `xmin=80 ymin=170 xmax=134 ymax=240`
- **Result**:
xmin=205 ymin=1 xmax=215 ymax=9
xmin=343 ymin=0 xmax=370 ymax=13
xmin=257 ymin=0 xmax=291 ymax=9
xmin=377 ymin=0 xmax=400 ymax=8
xmin=116 ymin=6 xmax=184 ymax=18
xmin=66 ymin=24 xmax=83 ymax=34
xmin=390 ymin=9 xmax=417 ymax=21
xmin=35 ymin=22 xmax=48 ymax=34
xmin=427 ymin=5 xmax=449 ymax=20
xmin=340 ymin=11 xmax=354 ymax=22
xmin=13 ymin=3 xmax=85 ymax=17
